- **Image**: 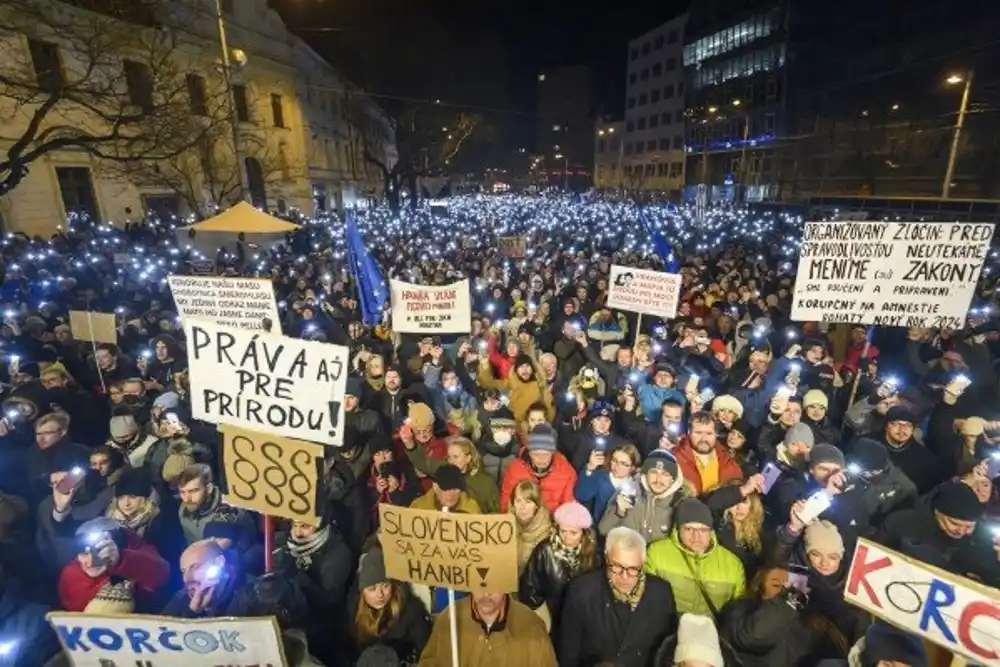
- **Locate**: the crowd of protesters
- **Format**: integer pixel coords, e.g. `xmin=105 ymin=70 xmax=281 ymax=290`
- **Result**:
xmin=0 ymin=194 xmax=994 ymax=667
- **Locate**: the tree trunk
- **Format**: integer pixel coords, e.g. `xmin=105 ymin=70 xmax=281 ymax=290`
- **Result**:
xmin=407 ymin=173 xmax=419 ymax=210
xmin=0 ymin=162 xmax=29 ymax=196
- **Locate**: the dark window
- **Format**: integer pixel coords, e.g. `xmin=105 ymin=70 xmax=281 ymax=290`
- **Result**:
xmin=675 ymin=110 xmax=684 ymax=123
xmin=673 ymin=135 xmax=684 ymax=149
xmin=670 ymin=162 xmax=683 ymax=177
xmin=626 ymin=119 xmax=635 ymax=132
xmin=646 ymin=140 xmax=656 ymax=151
xmin=661 ymin=112 xmax=670 ymax=124
xmin=629 ymin=73 xmax=637 ymax=85
xmin=678 ymin=82 xmax=684 ymax=95
xmin=27 ymin=39 xmax=63 ymax=92
xmin=624 ymin=142 xmax=634 ymax=155
xmin=636 ymin=142 xmax=645 ymax=154
xmin=598 ymin=139 xmax=605 ymax=152
xmin=637 ymin=117 xmax=647 ymax=130
xmin=657 ymin=163 xmax=668 ymax=176
xmin=627 ymin=97 xmax=636 ymax=109
xmin=142 ymin=194 xmax=180 ymax=218
xmin=123 ymin=60 xmax=153 ymax=111
xmin=659 ymin=137 xmax=669 ymax=150
xmin=220 ymin=0 xmax=234 ymax=14
xmin=664 ymin=85 xmax=674 ymax=99
xmin=654 ymin=35 xmax=664 ymax=49
xmin=650 ymin=89 xmax=661 ymax=103
xmin=56 ymin=167 xmax=98 ymax=221
xmin=233 ymin=85 xmax=250 ymax=122
xmin=638 ymin=93 xmax=648 ymax=106
xmin=271 ymin=93 xmax=285 ymax=127
xmin=649 ymin=114 xmax=659 ymax=128
xmin=652 ymin=63 xmax=663 ymax=77
xmin=668 ymin=30 xmax=678 ymax=44
xmin=642 ymin=42 xmax=651 ymax=56
xmin=666 ymin=58 xmax=677 ymax=71
xmin=186 ymin=73 xmax=207 ymax=115
xmin=630 ymin=48 xmax=638 ymax=61
xmin=640 ymin=69 xmax=648 ymax=82
xmin=645 ymin=164 xmax=655 ymax=176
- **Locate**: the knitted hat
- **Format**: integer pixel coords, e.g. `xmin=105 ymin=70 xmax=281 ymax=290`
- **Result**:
xmin=527 ymin=424 xmax=558 ymax=452
xmin=809 ymin=443 xmax=846 ymax=469
xmin=433 ymin=464 xmax=466 ymax=491
xmin=161 ymin=440 xmax=197 ymax=483
xmin=885 ymin=405 xmax=916 ymax=425
xmin=114 ymin=468 xmax=152 ymax=498
xmin=862 ymin=622 xmax=928 ymax=667
xmin=109 ymin=414 xmax=139 ymax=440
xmin=152 ymin=392 xmax=181 ymax=411
xmin=729 ymin=418 xmax=750 ymax=438
xmin=407 ymin=403 xmax=435 ymax=431
xmin=357 ymin=548 xmax=388 ymax=590
xmin=933 ymin=481 xmax=983 ymax=521
xmin=488 ymin=406 xmax=516 ymax=430
xmin=514 ymin=353 xmax=534 ymax=371
xmin=553 ymin=501 xmax=593 ymax=530
xmin=674 ymin=498 xmax=713 ymax=529
xmin=852 ymin=438 xmax=889 ymax=472
xmin=84 ymin=579 xmax=135 ymax=614
xmin=674 ymin=613 xmax=724 ymax=667
xmin=804 ymin=520 xmax=844 ymax=555
xmin=783 ymin=423 xmax=815 ymax=450
xmin=588 ymin=400 xmax=615 ymax=420
xmin=711 ymin=394 xmax=744 ymax=419
xmin=803 ymin=389 xmax=829 ymax=409
xmin=357 ymin=644 xmax=400 ymax=667
xmin=346 ymin=377 xmax=365 ymax=398
xmin=641 ymin=449 xmax=679 ymax=478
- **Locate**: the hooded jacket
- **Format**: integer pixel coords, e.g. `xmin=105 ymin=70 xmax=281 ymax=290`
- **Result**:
xmin=500 ymin=452 xmax=577 ymax=513
xmin=644 ymin=526 xmax=746 ymax=616
xmin=597 ymin=472 xmax=687 ymax=544
xmin=477 ymin=360 xmax=556 ymax=425
xmin=636 ymin=377 xmax=687 ymax=423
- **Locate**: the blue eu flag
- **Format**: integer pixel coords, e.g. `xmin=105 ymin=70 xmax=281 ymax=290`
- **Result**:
xmin=640 ymin=210 xmax=679 ymax=272
xmin=345 ymin=211 xmax=388 ymax=326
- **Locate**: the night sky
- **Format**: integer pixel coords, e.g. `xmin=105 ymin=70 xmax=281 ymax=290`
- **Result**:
xmin=271 ymin=0 xmax=689 ymax=161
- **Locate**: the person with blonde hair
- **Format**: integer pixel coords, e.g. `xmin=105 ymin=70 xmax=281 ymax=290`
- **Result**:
xmin=404 ymin=436 xmax=499 ymax=512
xmin=705 ymin=477 xmax=767 ymax=577
xmin=509 ymin=479 xmax=553 ymax=574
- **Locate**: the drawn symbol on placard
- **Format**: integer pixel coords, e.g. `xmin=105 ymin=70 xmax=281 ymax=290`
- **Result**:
xmin=476 ymin=567 xmax=489 ymax=586
xmin=875 ymin=270 xmax=893 ymax=280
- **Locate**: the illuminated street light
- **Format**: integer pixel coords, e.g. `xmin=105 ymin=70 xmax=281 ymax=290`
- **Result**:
xmin=708 ymin=106 xmax=718 ymax=113
xmin=732 ymin=99 xmax=741 ymax=106
xmin=946 ymin=74 xmax=964 ymax=85
xmin=943 ymin=70 xmax=974 ymax=198
xmin=891 ymin=103 xmax=900 ymax=110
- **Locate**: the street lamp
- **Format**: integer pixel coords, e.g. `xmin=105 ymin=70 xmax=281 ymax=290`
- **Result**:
xmin=215 ymin=0 xmax=247 ymax=202
xmin=554 ymin=153 xmax=568 ymax=190
xmin=943 ymin=70 xmax=974 ymax=198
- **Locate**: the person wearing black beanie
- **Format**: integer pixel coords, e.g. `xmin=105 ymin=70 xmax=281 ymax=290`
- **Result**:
xmin=883 ymin=481 xmax=1000 ymax=584
xmin=848 ymin=437 xmax=918 ymax=529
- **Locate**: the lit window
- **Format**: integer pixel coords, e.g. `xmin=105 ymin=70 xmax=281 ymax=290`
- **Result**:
xmin=538 ymin=73 xmax=546 ymax=81
xmin=553 ymin=124 xmax=561 ymax=131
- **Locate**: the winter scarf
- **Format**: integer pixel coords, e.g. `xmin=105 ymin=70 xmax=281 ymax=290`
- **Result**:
xmin=287 ymin=525 xmax=331 ymax=569
xmin=516 ymin=508 xmax=552 ymax=573
xmin=107 ymin=498 xmax=159 ymax=536
xmin=548 ymin=526 xmax=581 ymax=572
xmin=609 ymin=569 xmax=646 ymax=610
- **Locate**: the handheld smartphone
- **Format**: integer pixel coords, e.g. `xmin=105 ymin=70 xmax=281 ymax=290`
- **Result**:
xmin=953 ymin=375 xmax=973 ymax=394
xmin=619 ymin=478 xmax=638 ymax=504
xmin=686 ymin=374 xmax=700 ymax=393
xmin=593 ymin=437 xmax=608 ymax=452
xmin=55 ymin=466 xmax=87 ymax=495
xmin=699 ymin=387 xmax=716 ymax=404
xmin=798 ymin=491 xmax=833 ymax=524
xmin=786 ymin=563 xmax=810 ymax=593
xmin=761 ymin=462 xmax=782 ymax=494
xmin=987 ymin=453 xmax=1000 ymax=480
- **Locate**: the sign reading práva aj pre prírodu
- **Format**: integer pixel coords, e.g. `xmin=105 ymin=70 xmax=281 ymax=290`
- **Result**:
xmin=792 ymin=221 xmax=994 ymax=327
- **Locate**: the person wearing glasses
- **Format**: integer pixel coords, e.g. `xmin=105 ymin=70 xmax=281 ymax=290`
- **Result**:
xmin=644 ymin=498 xmax=746 ymax=617
xmin=556 ymin=527 xmax=677 ymax=667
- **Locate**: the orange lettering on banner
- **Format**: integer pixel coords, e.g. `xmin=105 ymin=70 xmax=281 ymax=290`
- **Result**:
xmin=402 ymin=290 xmax=429 ymax=301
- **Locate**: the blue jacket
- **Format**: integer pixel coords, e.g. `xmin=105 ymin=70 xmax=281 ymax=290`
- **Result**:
xmin=637 ymin=377 xmax=686 ymax=423
xmin=0 ymin=580 xmax=59 ymax=667
xmin=574 ymin=468 xmax=620 ymax=520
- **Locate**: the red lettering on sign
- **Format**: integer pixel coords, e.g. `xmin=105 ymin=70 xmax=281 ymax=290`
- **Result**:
xmin=846 ymin=544 xmax=892 ymax=607
xmin=958 ymin=600 xmax=1000 ymax=660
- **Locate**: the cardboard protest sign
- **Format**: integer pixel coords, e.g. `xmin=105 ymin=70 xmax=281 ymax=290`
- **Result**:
xmin=46 ymin=612 xmax=287 ymax=666
xmin=220 ymin=425 xmax=324 ymax=525
xmin=184 ymin=320 xmax=349 ymax=446
xmin=498 ymin=235 xmax=527 ymax=258
xmin=378 ymin=505 xmax=518 ymax=594
xmin=792 ymin=222 xmax=994 ymax=327
xmin=389 ymin=278 xmax=472 ymax=334
xmin=844 ymin=538 xmax=1000 ymax=666
xmin=68 ymin=311 xmax=117 ymax=345
xmin=168 ymin=275 xmax=281 ymax=332
xmin=606 ymin=264 xmax=682 ymax=319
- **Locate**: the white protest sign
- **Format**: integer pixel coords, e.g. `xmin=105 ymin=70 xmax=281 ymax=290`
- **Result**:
xmin=185 ymin=320 xmax=348 ymax=446
xmin=390 ymin=278 xmax=472 ymax=334
xmin=47 ymin=612 xmax=287 ymax=666
xmin=844 ymin=538 xmax=1000 ymax=666
xmin=168 ymin=275 xmax=281 ymax=332
xmin=606 ymin=264 xmax=682 ymax=319
xmin=792 ymin=222 xmax=994 ymax=327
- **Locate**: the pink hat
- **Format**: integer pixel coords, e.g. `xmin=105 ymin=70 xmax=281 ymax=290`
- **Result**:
xmin=553 ymin=501 xmax=593 ymax=530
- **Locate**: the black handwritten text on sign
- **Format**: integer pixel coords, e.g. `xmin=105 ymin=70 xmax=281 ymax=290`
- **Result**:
xmin=185 ymin=320 xmax=350 ymax=446
xmin=221 ymin=426 xmax=325 ymax=525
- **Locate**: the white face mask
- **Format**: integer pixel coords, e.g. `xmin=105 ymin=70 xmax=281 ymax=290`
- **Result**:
xmin=493 ymin=431 xmax=512 ymax=445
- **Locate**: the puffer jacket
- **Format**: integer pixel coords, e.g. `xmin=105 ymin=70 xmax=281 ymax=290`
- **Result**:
xmin=477 ymin=360 xmax=555 ymax=424
xmin=500 ymin=452 xmax=577 ymax=513
xmin=597 ymin=473 xmax=687 ymax=544
xmin=644 ymin=528 xmax=746 ymax=616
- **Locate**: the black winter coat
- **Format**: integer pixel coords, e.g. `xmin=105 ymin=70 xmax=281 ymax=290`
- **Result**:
xmin=347 ymin=586 xmax=432 ymax=665
xmin=558 ymin=569 xmax=677 ymax=667
xmin=274 ymin=530 xmax=355 ymax=623
xmin=518 ymin=538 xmax=596 ymax=625
xmin=721 ymin=596 xmax=837 ymax=667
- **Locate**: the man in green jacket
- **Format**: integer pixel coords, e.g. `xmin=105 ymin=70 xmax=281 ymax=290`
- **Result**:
xmin=644 ymin=498 xmax=746 ymax=616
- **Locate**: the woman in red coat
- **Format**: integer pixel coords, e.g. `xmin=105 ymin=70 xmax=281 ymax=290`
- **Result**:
xmin=58 ymin=517 xmax=169 ymax=612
